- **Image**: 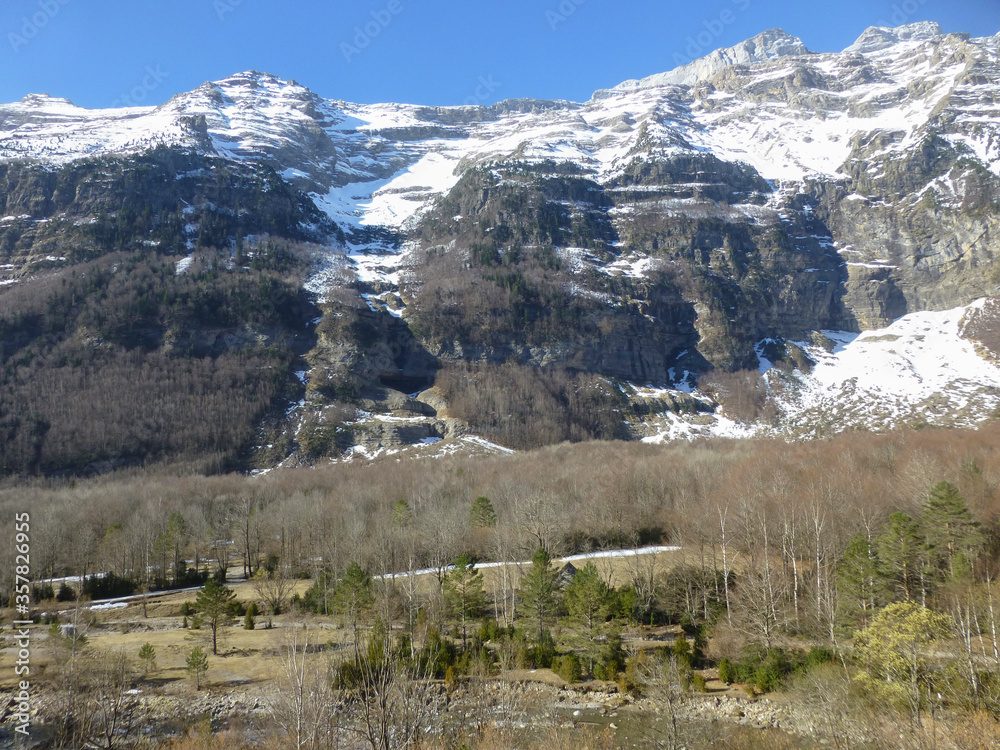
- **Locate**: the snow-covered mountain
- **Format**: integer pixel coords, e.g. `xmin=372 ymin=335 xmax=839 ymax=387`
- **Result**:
xmin=4 ymin=23 xmax=998 ymax=202
xmin=3 ymin=22 xmax=1000 ymax=468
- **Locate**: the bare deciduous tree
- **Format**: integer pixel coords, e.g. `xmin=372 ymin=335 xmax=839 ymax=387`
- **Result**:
xmin=44 ymin=648 xmax=142 ymax=750
xmin=270 ymin=625 xmax=340 ymax=750
xmin=233 ymin=492 xmax=268 ymax=578
xmin=624 ymin=547 xmax=659 ymax=626
xmin=252 ymin=564 xmax=294 ymax=616
xmin=341 ymin=624 xmax=441 ymax=750
xmin=635 ymin=653 xmax=687 ymax=750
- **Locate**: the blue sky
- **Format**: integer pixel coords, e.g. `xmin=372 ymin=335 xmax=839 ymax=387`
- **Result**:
xmin=1 ymin=0 xmax=999 ymax=109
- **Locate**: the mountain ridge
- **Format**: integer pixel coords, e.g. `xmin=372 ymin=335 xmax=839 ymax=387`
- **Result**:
xmin=0 ymin=22 xmax=969 ymax=124
xmin=609 ymin=27 xmax=812 ymax=92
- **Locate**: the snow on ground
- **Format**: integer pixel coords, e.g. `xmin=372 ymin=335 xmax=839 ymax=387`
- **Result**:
xmin=303 ymin=249 xmax=354 ymax=303
xmin=335 ymin=432 xmax=515 ymax=466
xmin=640 ymin=412 xmax=758 ymax=444
xmin=355 ymin=150 xmax=463 ymax=229
xmin=692 ymin=42 xmax=970 ymax=184
xmin=774 ymin=299 xmax=1000 ymax=431
xmin=628 ymin=384 xmax=677 ymax=399
xmin=347 ymin=243 xmax=404 ymax=287
xmin=628 ymin=300 xmax=1000 ymax=443
xmin=604 ymin=253 xmax=662 ymax=279
xmin=459 ymin=435 xmax=516 ymax=455
xmin=174 ymin=254 xmax=194 ymax=275
xmin=562 ymin=545 xmax=681 ymax=564
xmin=377 ymin=544 xmax=682 ymax=580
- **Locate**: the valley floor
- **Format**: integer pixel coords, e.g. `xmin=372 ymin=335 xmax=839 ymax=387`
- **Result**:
xmin=1 ymin=552 xmax=995 ymax=749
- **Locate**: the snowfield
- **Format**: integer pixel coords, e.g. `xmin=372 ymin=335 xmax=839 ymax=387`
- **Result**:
xmin=377 ymin=545 xmax=682 ymax=580
xmin=640 ymin=299 xmax=1000 ymax=442
xmin=776 ymin=300 xmax=1000 ymax=433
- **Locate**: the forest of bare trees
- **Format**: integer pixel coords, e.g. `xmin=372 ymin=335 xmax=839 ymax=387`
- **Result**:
xmin=0 ymin=243 xmax=317 ymax=475
xmin=5 ymin=424 xmax=999 ymax=602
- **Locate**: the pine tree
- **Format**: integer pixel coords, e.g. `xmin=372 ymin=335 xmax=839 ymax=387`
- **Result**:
xmin=186 ymin=646 xmax=209 ymax=690
xmin=877 ymin=512 xmax=922 ymax=603
xmin=563 ymin=561 xmax=611 ymax=674
xmin=391 ymin=499 xmax=413 ymax=529
xmin=336 ymin=562 xmax=375 ymax=645
xmin=519 ymin=547 xmax=559 ymax=643
xmin=138 ymin=642 xmax=156 ymax=676
xmin=470 ymin=496 xmax=497 ymax=528
xmin=921 ymin=481 xmax=984 ymax=579
xmin=194 ymin=578 xmax=236 ymax=655
xmin=836 ymin=533 xmax=884 ymax=629
xmin=443 ymin=554 xmax=487 ymax=650
xmin=564 ymin=561 xmax=611 ymax=635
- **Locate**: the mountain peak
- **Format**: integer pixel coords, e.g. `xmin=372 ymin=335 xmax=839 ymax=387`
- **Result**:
xmin=845 ymin=21 xmax=944 ymax=54
xmin=747 ymin=27 xmax=812 ymax=57
xmin=18 ymin=93 xmax=77 ymax=108
xmin=165 ymin=70 xmax=320 ymax=116
xmin=191 ymin=71 xmax=316 ymax=100
xmin=216 ymin=70 xmax=287 ymax=86
xmin=607 ymin=28 xmax=810 ymax=94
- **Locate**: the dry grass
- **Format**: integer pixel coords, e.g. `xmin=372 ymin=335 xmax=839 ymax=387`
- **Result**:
xmin=0 ymin=546 xmax=696 ymax=694
xmin=0 ymin=579 xmax=349 ymax=693
xmin=158 ymin=727 xmax=253 ymax=750
xmin=947 ymin=711 xmax=1000 ymax=750
xmin=81 ymin=622 xmax=323 ymax=690
xmin=704 ymin=726 xmax=808 ymax=750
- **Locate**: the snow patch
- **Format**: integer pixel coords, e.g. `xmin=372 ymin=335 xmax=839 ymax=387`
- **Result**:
xmin=175 ymin=254 xmax=194 ymax=275
xmin=775 ymin=300 xmax=1000 ymax=431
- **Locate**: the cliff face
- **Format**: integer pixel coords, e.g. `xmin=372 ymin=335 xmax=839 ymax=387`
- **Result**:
xmin=403 ymin=155 xmax=850 ymax=376
xmin=683 ymin=25 xmax=1000 ymax=332
xmin=812 ymin=136 xmax=1000 ymax=328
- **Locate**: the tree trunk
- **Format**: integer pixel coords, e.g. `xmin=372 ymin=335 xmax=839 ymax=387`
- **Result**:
xmin=719 ymin=506 xmax=732 ymax=625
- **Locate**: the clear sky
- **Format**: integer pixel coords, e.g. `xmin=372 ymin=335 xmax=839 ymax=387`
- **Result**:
xmin=1 ymin=0 xmax=999 ymax=109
